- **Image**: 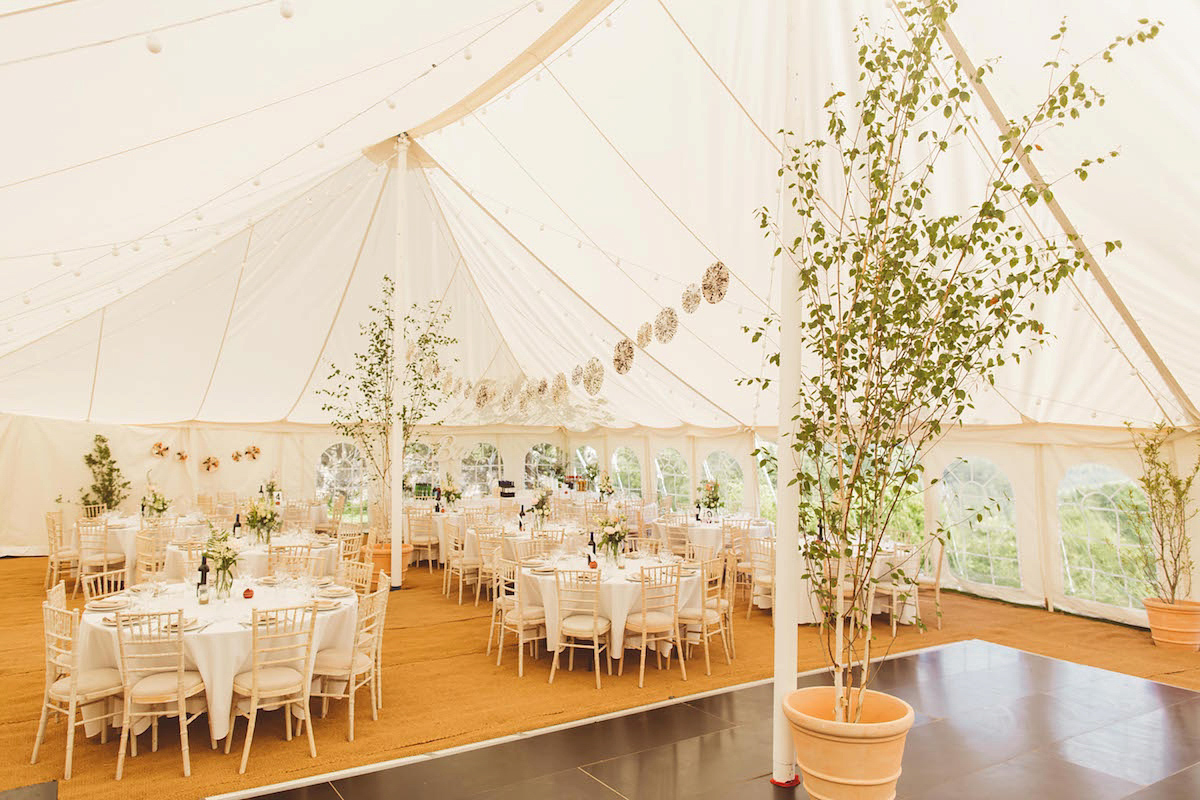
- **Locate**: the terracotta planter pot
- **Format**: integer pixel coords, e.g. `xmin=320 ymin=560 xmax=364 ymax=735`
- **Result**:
xmin=369 ymin=543 xmax=407 ymax=589
xmin=783 ymin=685 xmax=915 ymax=800
xmin=1144 ymin=598 xmax=1200 ymax=651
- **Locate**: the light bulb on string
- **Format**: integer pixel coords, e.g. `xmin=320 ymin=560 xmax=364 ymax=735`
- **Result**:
xmin=535 ymin=1 xmax=544 ymax=11
xmin=386 ymin=97 xmax=396 ymax=109
xmin=252 ymin=177 xmax=262 ymax=187
xmin=576 ymin=241 xmax=582 ymax=249
xmin=163 ymin=236 xmax=171 ymax=247
xmin=146 ymin=33 xmax=163 ymax=54
xmin=195 ymin=211 xmax=204 ymax=221
xmin=21 ymin=295 xmax=29 ymax=305
xmin=567 ymin=48 xmax=573 ymax=58
xmin=535 ymin=71 xmax=541 ymax=82
xmin=280 ymin=0 xmax=295 ymax=18
xmin=111 ymin=245 xmax=119 ymax=256
xmin=73 ymin=268 xmax=82 ymax=277
xmin=464 ymin=47 xmax=473 ymax=61
xmin=605 ymin=17 xmax=612 ymax=27
xmin=52 ymin=253 xmax=62 ymax=267
xmin=131 ymin=242 xmax=141 ymax=252
xmin=316 ymin=139 xmax=325 ymax=149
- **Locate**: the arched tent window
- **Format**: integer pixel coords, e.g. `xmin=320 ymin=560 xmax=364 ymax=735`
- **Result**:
xmin=611 ymin=446 xmax=642 ymax=499
xmin=525 ymin=442 xmax=563 ymax=489
xmin=654 ymin=448 xmax=690 ymax=511
xmin=755 ymin=437 xmax=778 ymax=522
xmin=703 ymin=450 xmax=744 ymax=511
xmin=940 ymin=457 xmax=1020 ymax=588
xmin=1058 ymin=463 xmax=1150 ymax=608
xmin=574 ymin=445 xmax=598 ymax=486
xmin=460 ymin=443 xmax=503 ymax=498
xmin=403 ymin=442 xmax=435 ymax=497
xmin=316 ymin=443 xmax=366 ymax=523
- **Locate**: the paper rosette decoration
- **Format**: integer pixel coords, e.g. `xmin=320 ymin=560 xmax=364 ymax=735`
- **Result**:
xmin=462 ymin=379 xmax=473 ymax=397
xmin=518 ymin=389 xmax=532 ymax=415
xmin=702 ymin=260 xmax=729 ymax=303
xmin=151 ymin=441 xmax=169 ymax=458
xmin=551 ymin=373 xmax=569 ymax=405
xmin=583 ymin=357 xmax=604 ymax=396
xmin=613 ymin=338 xmax=634 ymax=374
xmin=681 ymin=283 xmax=701 ymax=313
xmin=474 ymin=380 xmax=495 ymax=409
xmin=202 ymin=456 xmax=219 ymax=472
xmin=501 ymin=381 xmax=517 ymax=410
xmin=231 ymin=450 xmax=243 ymax=462
xmin=176 ymin=451 xmax=188 ymax=462
xmin=440 ymin=373 xmax=454 ymax=394
xmin=536 ymin=378 xmax=548 ymax=398
xmin=244 ymin=445 xmax=260 ymax=460
xmin=636 ymin=322 xmax=652 ymax=348
xmin=654 ymin=307 xmax=678 ymax=343
xmin=571 ymin=365 xmax=584 ymax=385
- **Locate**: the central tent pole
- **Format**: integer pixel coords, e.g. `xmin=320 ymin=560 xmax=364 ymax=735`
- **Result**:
xmin=389 ymin=134 xmax=411 ymax=588
xmin=770 ymin=0 xmax=804 ymax=785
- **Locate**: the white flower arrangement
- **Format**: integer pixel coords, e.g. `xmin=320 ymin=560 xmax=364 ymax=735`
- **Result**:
xmin=142 ymin=487 xmax=169 ymax=517
xmin=531 ymin=486 xmax=553 ymax=520
xmin=596 ymin=470 xmax=615 ymax=498
xmin=245 ymin=496 xmax=281 ymax=544
xmin=595 ymin=513 xmax=630 ymax=559
xmin=442 ymin=471 xmax=463 ymax=506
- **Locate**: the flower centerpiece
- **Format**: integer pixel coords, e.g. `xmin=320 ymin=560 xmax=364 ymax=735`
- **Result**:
xmin=142 ymin=487 xmax=169 ymax=518
xmin=596 ymin=470 xmax=615 ymax=500
xmin=697 ymin=480 xmax=720 ymax=521
xmin=595 ymin=513 xmax=631 ymax=562
xmin=530 ymin=486 xmax=553 ymax=528
xmin=203 ymin=523 xmax=238 ymax=599
xmin=244 ymin=496 xmax=281 ymax=545
xmin=442 ymin=472 xmax=463 ymax=509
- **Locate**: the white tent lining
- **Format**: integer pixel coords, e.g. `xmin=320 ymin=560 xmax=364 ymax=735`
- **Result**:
xmin=194 ymin=228 xmax=255 ymax=420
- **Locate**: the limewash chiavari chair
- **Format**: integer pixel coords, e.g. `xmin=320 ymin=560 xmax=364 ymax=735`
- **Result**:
xmin=664 ymin=521 xmax=690 ymax=557
xmin=134 ymin=524 xmax=172 ymax=584
xmin=31 ymin=603 xmax=123 ymax=780
xmin=515 ymin=538 xmax=556 ymax=563
xmin=549 ymin=570 xmax=612 ymax=690
xmin=718 ymin=550 xmax=739 ymax=658
xmin=624 ymin=536 xmax=662 ymax=557
xmin=684 ymin=541 xmax=717 ymax=565
xmin=312 ymin=583 xmax=388 ymax=741
xmin=336 ymin=529 xmax=366 ymax=563
xmin=620 ymin=564 xmax=687 ymax=688
xmin=81 ymin=503 xmax=107 ymax=520
xmin=46 ymin=580 xmax=67 ymax=610
xmin=81 ymin=568 xmax=125 ymax=601
xmin=338 ymin=559 xmax=374 ymax=595
xmin=722 ymin=517 xmax=751 ymax=553
xmin=115 ymin=609 xmax=208 ymax=779
xmin=177 ymin=540 xmax=204 ymax=579
xmin=475 ymin=530 xmax=505 ymax=607
xmin=315 ymin=493 xmax=346 ymax=536
xmin=196 ymin=494 xmax=215 ymax=515
xmin=267 ymin=544 xmax=312 ymax=577
xmin=532 ymin=526 xmax=566 ymax=544
xmin=494 ymin=559 xmax=546 ymax=677
xmin=677 ymin=557 xmax=732 ymax=675
xmin=406 ymin=507 xmax=438 ymax=571
xmin=225 ymin=604 xmax=318 ymax=773
xmin=443 ymin=519 xmax=480 ymax=604
xmin=77 ymin=519 xmax=124 ymax=594
xmin=44 ymin=511 xmax=78 ymax=593
xmin=747 ymin=538 xmax=776 ymax=623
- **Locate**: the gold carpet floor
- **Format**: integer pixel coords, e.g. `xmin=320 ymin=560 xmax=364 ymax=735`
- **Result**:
xmin=3 ymin=556 xmax=1199 ymax=800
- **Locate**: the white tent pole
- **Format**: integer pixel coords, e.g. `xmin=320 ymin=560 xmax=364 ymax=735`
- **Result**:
xmin=935 ymin=19 xmax=1200 ymax=427
xmin=389 ymin=135 xmax=411 ymax=588
xmin=770 ymin=0 xmax=803 ymax=784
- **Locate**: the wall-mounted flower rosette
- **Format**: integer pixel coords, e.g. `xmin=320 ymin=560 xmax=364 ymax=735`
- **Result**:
xmin=202 ymin=456 xmax=220 ymax=472
xmin=151 ymin=441 xmax=170 ymax=458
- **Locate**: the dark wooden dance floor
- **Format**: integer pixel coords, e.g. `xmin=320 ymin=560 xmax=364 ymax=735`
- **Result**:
xmin=242 ymin=639 xmax=1200 ymax=800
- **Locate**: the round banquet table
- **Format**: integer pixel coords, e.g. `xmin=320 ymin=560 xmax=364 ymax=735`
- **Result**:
xmin=164 ymin=532 xmax=340 ymax=580
xmin=519 ymin=555 xmax=704 ymax=655
xmin=74 ymin=513 xmax=211 ymax=584
xmin=76 ymin=578 xmax=357 ymax=741
xmin=651 ymin=516 xmax=774 ymax=554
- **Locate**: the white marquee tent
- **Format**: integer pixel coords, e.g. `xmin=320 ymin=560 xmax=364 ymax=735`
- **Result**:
xmin=2 ymin=0 xmax=1200 ymax=635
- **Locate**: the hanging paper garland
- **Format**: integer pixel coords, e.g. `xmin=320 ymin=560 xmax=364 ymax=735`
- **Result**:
xmin=702 ymin=260 xmax=729 ymax=303
xmin=571 ymin=365 xmax=584 ymax=385
xmin=655 ymin=307 xmax=678 ymax=343
xmin=518 ymin=390 xmax=533 ymax=415
xmin=474 ymin=380 xmax=495 ymax=409
xmin=613 ymin=338 xmax=634 ymax=374
xmin=584 ymin=357 xmax=604 ymax=396
xmin=552 ymin=373 xmax=569 ymax=405
xmin=682 ymin=283 xmax=701 ymax=313
xmin=636 ymin=322 xmax=652 ymax=348
xmin=440 ymin=373 xmax=454 ymax=394
xmin=462 ymin=379 xmax=473 ymax=397
xmin=501 ymin=381 xmax=517 ymax=410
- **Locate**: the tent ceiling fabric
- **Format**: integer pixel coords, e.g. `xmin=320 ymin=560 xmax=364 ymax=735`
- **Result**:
xmin=0 ymin=0 xmax=1196 ymax=431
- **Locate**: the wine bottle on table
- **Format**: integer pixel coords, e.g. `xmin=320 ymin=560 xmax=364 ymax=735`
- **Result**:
xmin=232 ymin=513 xmax=242 ymax=536
xmin=197 ymin=554 xmax=210 ymax=604
xmin=519 ymin=504 xmax=526 ymax=531
xmin=695 ymin=502 xmax=701 ymax=522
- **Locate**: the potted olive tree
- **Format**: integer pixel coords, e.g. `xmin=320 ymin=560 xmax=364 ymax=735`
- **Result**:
xmin=745 ymin=2 xmax=1158 ymax=796
xmin=1127 ymin=423 xmax=1200 ymax=649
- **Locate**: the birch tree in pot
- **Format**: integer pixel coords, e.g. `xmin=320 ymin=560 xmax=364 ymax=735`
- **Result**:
xmin=1126 ymin=423 xmax=1200 ymax=650
xmin=319 ymin=275 xmax=457 ymax=581
xmin=746 ymin=3 xmax=1158 ymax=796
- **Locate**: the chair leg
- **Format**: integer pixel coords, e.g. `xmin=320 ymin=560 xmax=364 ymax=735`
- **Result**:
xmin=285 ymin=705 xmax=293 ymax=741
xmin=727 ymin=611 xmax=737 ymax=659
xmin=593 ymin=638 xmax=602 ymax=690
xmin=638 ymin=637 xmax=648 ymax=688
xmin=152 ymin=716 xmax=159 ymax=752
xmin=548 ymin=647 xmax=560 ymax=684
xmin=369 ymin=670 xmax=378 ymax=721
xmin=701 ymin=624 xmax=711 ymax=676
xmin=518 ymin=631 xmax=526 ymax=678
xmin=496 ymin=623 xmax=506 ymax=667
xmin=30 ymin=693 xmax=49 ymax=766
xmin=116 ymin=699 xmax=131 ymax=780
xmin=238 ymin=706 xmax=258 ymax=774
xmin=64 ymin=697 xmax=78 ymax=781
xmin=348 ymin=683 xmax=356 ymax=742
xmin=224 ymin=705 xmax=237 ymax=754
xmin=178 ymin=696 xmax=192 ymax=778
xmin=304 ymin=698 xmax=317 ymax=757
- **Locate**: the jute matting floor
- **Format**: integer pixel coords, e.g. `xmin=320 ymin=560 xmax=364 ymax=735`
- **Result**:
xmin=3 ymin=556 xmax=1198 ymax=800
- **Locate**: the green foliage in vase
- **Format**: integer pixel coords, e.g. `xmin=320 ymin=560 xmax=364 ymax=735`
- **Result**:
xmin=1124 ymin=422 xmax=1199 ymax=605
xmin=80 ymin=434 xmax=131 ymax=510
xmin=318 ymin=274 xmax=458 ymax=535
xmin=743 ymin=0 xmax=1159 ymax=722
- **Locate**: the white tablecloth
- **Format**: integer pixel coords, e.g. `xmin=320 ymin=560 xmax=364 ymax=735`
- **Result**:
xmin=74 ymin=513 xmax=210 ymax=584
xmin=76 ymin=579 xmax=356 ymax=740
xmin=520 ymin=555 xmax=703 ymax=654
xmin=164 ymin=533 xmax=339 ymax=580
xmin=651 ymin=517 xmax=774 ymax=554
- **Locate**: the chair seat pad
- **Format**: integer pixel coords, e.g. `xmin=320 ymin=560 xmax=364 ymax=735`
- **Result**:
xmin=313 ymin=649 xmax=373 ymax=676
xmin=51 ymin=548 xmax=79 ymax=560
xmin=411 ymin=535 xmax=439 ymax=545
xmin=560 ymin=614 xmax=611 ymax=637
xmin=737 ymin=561 xmax=753 ymax=571
xmin=504 ymin=606 xmax=546 ymax=625
xmin=625 ymin=610 xmax=676 ymax=632
xmin=494 ymin=596 xmax=516 ymax=610
xmin=678 ymin=608 xmax=722 ymax=625
xmin=130 ymin=670 xmax=204 ymax=701
xmin=754 ymin=573 xmax=774 ymax=584
xmin=81 ymin=553 xmax=125 ymax=566
xmin=705 ymin=597 xmax=731 ymax=612
xmin=50 ymin=668 xmax=123 ymax=701
xmin=448 ymin=555 xmax=481 ymax=567
xmin=233 ymin=666 xmax=304 ymax=696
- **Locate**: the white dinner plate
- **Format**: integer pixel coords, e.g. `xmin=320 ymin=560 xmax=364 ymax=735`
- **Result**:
xmin=530 ymin=567 xmax=556 ymax=575
xmin=86 ymin=597 xmax=129 ymax=612
xmin=315 ymin=599 xmax=340 ymax=612
xmin=319 ymin=586 xmax=354 ymax=598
